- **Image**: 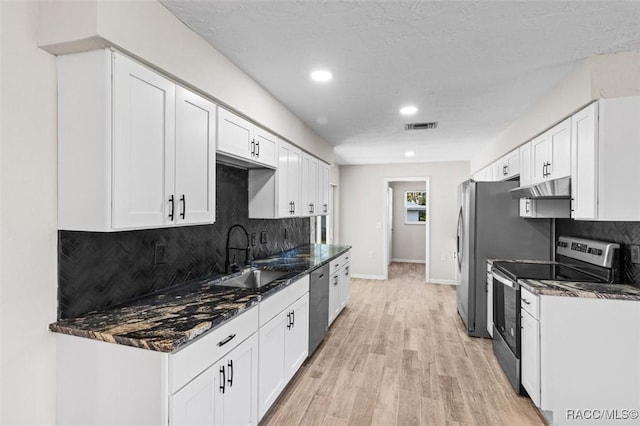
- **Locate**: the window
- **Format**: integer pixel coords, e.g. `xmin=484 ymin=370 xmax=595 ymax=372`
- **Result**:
xmin=405 ymin=190 xmax=427 ymax=224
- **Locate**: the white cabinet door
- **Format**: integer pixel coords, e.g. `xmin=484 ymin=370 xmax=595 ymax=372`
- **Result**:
xmin=170 ymin=366 xmax=217 ymax=426
xmin=548 ymin=118 xmax=571 ymax=179
xmin=175 ymin=87 xmax=216 ymax=225
xmin=571 ymin=103 xmax=598 ymax=220
xmin=521 ymin=310 xmax=541 ymax=407
xmin=112 ymin=53 xmax=175 ymax=229
xmin=284 ymin=294 xmax=309 ymax=381
xmin=217 ymin=108 xmax=252 ymax=160
xmin=253 ymin=127 xmax=278 ymax=168
xmin=217 ymin=333 xmax=258 ymax=426
xmin=497 ymin=149 xmax=520 ymax=180
xmin=329 ymin=272 xmax=341 ymax=325
xmin=288 ymin=143 xmax=302 ymax=217
xmin=318 ymin=162 xmax=330 ymax=215
xmin=258 ymin=312 xmax=288 ymax=420
xmin=531 ymin=134 xmax=549 ymax=184
xmin=277 ymin=141 xmax=297 ymax=217
xmin=520 ymin=142 xmax=532 ymax=186
xmin=301 ymin=153 xmax=319 ymax=216
xmin=339 ymin=263 xmax=351 ymax=308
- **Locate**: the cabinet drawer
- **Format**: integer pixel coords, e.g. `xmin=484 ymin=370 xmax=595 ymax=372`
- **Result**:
xmin=170 ymin=306 xmax=258 ymax=393
xmin=329 ymin=251 xmax=350 ymax=276
xmin=521 ymin=287 xmax=539 ymax=319
xmin=259 ymin=274 xmax=309 ymax=327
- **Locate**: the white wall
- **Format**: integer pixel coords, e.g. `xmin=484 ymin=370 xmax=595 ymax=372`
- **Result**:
xmin=472 ymin=49 xmax=640 ymax=172
xmin=37 ymin=0 xmax=335 ymax=164
xmin=1 ymin=1 xmax=58 ymax=424
xmin=340 ymin=161 xmax=470 ymax=281
xmin=390 ymin=181 xmax=426 ymax=263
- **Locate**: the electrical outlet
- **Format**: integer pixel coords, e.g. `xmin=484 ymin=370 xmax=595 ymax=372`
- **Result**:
xmin=154 ymin=244 xmax=167 ymax=265
xmin=631 ymin=245 xmax=640 ymax=264
xmin=261 ymin=231 xmax=268 ymax=244
xmin=250 ymin=233 xmax=257 ymax=246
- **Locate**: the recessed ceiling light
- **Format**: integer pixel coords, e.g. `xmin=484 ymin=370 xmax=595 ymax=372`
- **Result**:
xmin=405 ymin=151 xmax=415 ymax=157
xmin=310 ymin=69 xmax=333 ymax=83
xmin=400 ymin=105 xmax=418 ymax=116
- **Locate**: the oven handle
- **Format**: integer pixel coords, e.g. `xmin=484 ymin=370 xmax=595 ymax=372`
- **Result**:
xmin=492 ymin=268 xmax=515 ymax=288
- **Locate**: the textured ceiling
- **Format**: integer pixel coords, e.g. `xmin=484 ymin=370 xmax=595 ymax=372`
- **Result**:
xmin=160 ymin=1 xmax=640 ymax=165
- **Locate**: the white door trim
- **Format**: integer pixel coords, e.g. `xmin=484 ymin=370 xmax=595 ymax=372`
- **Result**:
xmin=382 ymin=177 xmax=431 ymax=283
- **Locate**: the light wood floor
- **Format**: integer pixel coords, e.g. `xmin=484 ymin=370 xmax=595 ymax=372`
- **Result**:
xmin=261 ymin=263 xmax=544 ymax=426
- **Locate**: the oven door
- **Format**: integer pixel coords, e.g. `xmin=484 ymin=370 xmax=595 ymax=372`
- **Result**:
xmin=492 ymin=268 xmax=520 ymax=357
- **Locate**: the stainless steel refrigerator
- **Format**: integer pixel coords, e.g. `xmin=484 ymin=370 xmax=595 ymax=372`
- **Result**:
xmin=455 ymin=179 xmax=551 ymax=338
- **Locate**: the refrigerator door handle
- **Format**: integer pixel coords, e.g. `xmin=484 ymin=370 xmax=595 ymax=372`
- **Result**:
xmin=456 ymin=207 xmax=464 ymax=270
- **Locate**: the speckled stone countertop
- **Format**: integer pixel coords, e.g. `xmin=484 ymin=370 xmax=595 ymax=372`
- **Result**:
xmin=487 ymin=259 xmax=640 ymax=301
xmin=49 ymin=244 xmax=351 ymax=353
xmin=518 ymin=278 xmax=640 ymax=301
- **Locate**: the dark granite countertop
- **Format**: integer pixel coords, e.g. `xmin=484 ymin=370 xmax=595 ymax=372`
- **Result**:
xmin=487 ymin=259 xmax=640 ymax=301
xmin=518 ymin=278 xmax=640 ymax=301
xmin=49 ymin=244 xmax=351 ymax=353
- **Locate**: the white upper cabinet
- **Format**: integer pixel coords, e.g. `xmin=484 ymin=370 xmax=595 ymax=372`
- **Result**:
xmin=112 ymin=52 xmax=176 ymax=229
xmin=174 ymin=87 xmax=217 ymax=225
xmin=571 ymin=97 xmax=640 ymax=221
xmin=253 ymin=127 xmax=279 ymax=168
xmin=474 ymin=162 xmax=501 ymax=182
xmin=217 ymin=108 xmax=278 ymax=168
xmin=531 ymin=118 xmax=571 ymax=184
xmin=217 ymin=108 xmax=252 ymax=160
xmin=318 ymin=162 xmax=330 ymax=215
xmin=58 ymin=49 xmax=216 ymax=231
xmin=496 ymin=148 xmax=520 ymax=180
xmin=520 ymin=141 xmax=532 ymax=186
xmin=301 ymin=153 xmax=319 ymax=216
xmin=278 ymin=140 xmax=302 ymax=217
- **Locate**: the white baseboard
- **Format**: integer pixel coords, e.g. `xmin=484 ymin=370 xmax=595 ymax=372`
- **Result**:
xmin=351 ymin=274 xmax=386 ymax=280
xmin=429 ymin=278 xmax=458 ymax=285
xmin=391 ymin=258 xmax=426 ymax=264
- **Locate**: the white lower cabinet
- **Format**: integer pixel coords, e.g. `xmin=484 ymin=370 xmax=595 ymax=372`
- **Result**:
xmin=170 ymin=333 xmax=258 ymax=426
xmin=329 ymin=251 xmax=351 ymax=325
xmin=519 ymin=291 xmax=640 ymax=425
xmin=520 ymin=288 xmax=540 ymax=407
xmin=258 ymin=276 xmax=310 ymax=420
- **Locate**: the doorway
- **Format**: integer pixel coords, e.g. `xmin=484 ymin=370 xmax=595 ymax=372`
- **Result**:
xmin=382 ymin=177 xmax=430 ymax=282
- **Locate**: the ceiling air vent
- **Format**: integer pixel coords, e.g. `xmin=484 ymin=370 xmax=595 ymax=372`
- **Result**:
xmin=404 ymin=121 xmax=438 ymax=130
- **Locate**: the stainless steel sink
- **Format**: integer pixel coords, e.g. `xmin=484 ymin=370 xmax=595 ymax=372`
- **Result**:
xmin=216 ymin=268 xmax=288 ymax=289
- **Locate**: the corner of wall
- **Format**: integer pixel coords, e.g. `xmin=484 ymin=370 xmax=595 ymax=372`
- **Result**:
xmin=589 ymin=49 xmax=640 ymax=100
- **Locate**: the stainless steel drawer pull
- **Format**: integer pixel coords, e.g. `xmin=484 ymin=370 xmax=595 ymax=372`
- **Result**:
xmin=217 ymin=334 xmax=236 ymax=347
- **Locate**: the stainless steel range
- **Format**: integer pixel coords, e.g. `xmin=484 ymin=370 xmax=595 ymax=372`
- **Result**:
xmin=491 ymin=236 xmax=620 ymax=393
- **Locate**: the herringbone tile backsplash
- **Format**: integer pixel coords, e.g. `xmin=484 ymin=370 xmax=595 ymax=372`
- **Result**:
xmin=58 ymin=164 xmax=310 ymax=319
xmin=556 ymin=219 xmax=640 ymax=287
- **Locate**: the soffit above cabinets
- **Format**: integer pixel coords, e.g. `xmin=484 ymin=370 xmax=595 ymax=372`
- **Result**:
xmin=160 ymin=1 xmax=640 ymax=165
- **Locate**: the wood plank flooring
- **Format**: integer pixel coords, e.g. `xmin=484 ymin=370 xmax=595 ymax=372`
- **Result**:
xmin=261 ymin=263 xmax=544 ymax=426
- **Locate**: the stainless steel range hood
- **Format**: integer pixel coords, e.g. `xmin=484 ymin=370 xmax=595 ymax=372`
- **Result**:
xmin=509 ymin=176 xmax=571 ymax=199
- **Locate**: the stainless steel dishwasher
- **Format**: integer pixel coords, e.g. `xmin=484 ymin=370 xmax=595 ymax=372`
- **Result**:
xmin=308 ymin=263 xmax=330 ymax=356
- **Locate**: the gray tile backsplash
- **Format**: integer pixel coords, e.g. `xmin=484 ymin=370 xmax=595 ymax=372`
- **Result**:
xmin=58 ymin=164 xmax=310 ymax=319
xmin=555 ymin=219 xmax=640 ymax=287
